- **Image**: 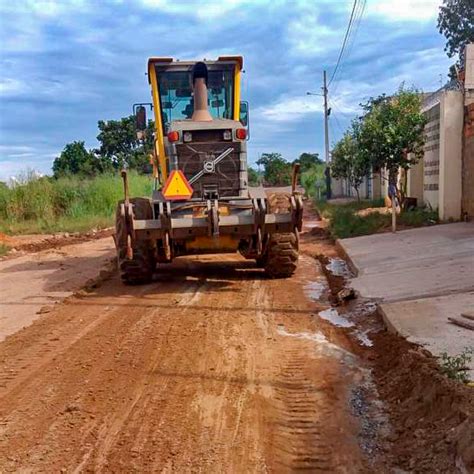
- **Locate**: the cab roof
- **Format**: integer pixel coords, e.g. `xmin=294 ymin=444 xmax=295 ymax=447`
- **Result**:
xmin=147 ymin=56 xmax=243 ymax=71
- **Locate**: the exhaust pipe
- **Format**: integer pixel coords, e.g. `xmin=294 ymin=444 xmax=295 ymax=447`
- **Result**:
xmin=191 ymin=62 xmax=212 ymax=122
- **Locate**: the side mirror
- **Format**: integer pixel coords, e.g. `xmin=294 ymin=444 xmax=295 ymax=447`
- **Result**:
xmin=239 ymin=101 xmax=249 ymax=127
xmin=135 ymin=105 xmax=147 ymax=131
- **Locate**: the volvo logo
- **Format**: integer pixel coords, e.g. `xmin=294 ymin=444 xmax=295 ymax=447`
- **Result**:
xmin=203 ymin=161 xmax=215 ymax=173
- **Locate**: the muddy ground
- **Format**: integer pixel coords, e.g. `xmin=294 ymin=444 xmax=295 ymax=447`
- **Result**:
xmin=0 ymin=203 xmax=472 ymax=472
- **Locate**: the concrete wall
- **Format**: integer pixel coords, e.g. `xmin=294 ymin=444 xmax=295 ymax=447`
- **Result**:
xmin=463 ymin=105 xmax=474 ymax=218
xmin=331 ymin=177 xmax=344 ymax=198
xmin=439 ymin=91 xmax=464 ymax=220
xmin=407 ymin=158 xmax=424 ymax=205
xmin=422 ymin=103 xmax=440 ymax=210
xmin=462 ymin=44 xmax=474 ymax=219
xmin=330 ymin=173 xmax=378 ymax=200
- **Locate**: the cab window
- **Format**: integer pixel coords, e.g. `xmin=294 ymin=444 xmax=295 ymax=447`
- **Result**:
xmin=156 ymin=65 xmax=234 ymax=131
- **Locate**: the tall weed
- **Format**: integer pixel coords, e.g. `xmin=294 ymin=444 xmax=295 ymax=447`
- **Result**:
xmin=0 ymin=173 xmax=152 ymax=234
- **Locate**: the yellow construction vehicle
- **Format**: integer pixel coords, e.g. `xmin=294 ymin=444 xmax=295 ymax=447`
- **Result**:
xmin=115 ymin=56 xmax=303 ymax=283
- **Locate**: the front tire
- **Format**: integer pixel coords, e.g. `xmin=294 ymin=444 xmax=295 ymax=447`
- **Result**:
xmin=263 ymin=232 xmax=299 ymax=278
xmin=263 ymin=192 xmax=299 ymax=278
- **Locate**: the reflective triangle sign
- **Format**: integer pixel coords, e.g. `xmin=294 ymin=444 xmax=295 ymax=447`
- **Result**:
xmin=162 ymin=170 xmax=193 ymax=200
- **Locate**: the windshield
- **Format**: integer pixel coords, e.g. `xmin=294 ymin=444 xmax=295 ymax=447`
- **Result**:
xmin=156 ymin=66 xmax=234 ymax=131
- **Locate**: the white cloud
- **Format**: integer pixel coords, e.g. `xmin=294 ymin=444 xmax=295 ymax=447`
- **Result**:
xmin=255 ymin=95 xmax=323 ymax=123
xmin=0 ymin=0 xmax=89 ymax=17
xmin=286 ymin=14 xmax=338 ymax=57
xmin=139 ymin=0 xmax=269 ymax=19
xmin=0 ymin=78 xmax=26 ymax=96
xmin=367 ymin=0 xmax=440 ymax=22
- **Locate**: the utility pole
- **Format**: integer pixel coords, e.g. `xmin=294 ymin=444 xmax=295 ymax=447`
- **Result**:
xmin=323 ymin=70 xmax=331 ymax=199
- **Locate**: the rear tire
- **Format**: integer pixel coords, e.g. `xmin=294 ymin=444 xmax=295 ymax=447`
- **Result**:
xmin=263 ymin=192 xmax=299 ymax=278
xmin=115 ymin=198 xmax=156 ymax=285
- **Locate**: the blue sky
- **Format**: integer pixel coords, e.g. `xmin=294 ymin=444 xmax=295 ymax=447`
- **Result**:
xmin=0 ymin=0 xmax=451 ymax=180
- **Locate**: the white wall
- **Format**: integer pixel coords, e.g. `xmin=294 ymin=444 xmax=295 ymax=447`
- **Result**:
xmin=439 ymin=91 xmax=464 ymax=220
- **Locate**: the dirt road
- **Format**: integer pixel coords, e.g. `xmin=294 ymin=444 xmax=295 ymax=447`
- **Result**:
xmin=0 ymin=238 xmax=113 ymax=341
xmin=0 ymin=209 xmax=375 ymax=472
xmin=0 ymin=206 xmax=472 ymax=472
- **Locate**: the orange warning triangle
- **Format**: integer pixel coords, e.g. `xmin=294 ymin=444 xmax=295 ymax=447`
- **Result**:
xmin=162 ymin=170 xmax=193 ymax=200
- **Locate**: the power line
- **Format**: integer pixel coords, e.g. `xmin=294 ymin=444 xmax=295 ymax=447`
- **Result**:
xmin=330 ymin=0 xmax=362 ymax=89
xmin=328 ymin=0 xmax=359 ymax=87
xmin=328 ymin=99 xmax=347 ymax=138
xmin=331 ymin=0 xmax=366 ymax=95
xmin=331 ymin=112 xmax=345 ymax=136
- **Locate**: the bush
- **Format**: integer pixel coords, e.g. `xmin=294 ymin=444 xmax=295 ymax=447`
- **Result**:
xmin=0 ymin=173 xmax=152 ymax=234
xmin=399 ymin=208 xmax=438 ymax=226
xmin=439 ymin=348 xmax=473 ymax=383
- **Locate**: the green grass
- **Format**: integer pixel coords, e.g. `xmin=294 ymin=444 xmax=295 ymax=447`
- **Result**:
xmin=439 ymin=348 xmax=474 ymax=383
xmin=316 ymin=199 xmax=438 ymax=239
xmin=0 ymin=173 xmax=152 ymax=235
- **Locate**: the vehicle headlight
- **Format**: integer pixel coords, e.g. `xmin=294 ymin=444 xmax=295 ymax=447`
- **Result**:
xmin=223 ymin=130 xmax=232 ymax=141
xmin=183 ymin=131 xmax=192 ymax=142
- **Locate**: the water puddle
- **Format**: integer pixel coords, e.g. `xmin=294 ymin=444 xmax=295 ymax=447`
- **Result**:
xmin=326 ymin=257 xmax=353 ymax=278
xmin=353 ymin=329 xmax=373 ymax=347
xmin=318 ymin=308 xmax=354 ymax=328
xmin=304 ymin=280 xmax=327 ymax=301
xmin=276 ymin=325 xmax=327 ymax=343
xmin=316 ymin=304 xmax=379 ymax=348
xmin=277 ymin=324 xmax=356 ymax=364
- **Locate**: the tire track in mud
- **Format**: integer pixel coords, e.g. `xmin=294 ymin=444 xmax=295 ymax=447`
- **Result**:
xmin=69 ymin=275 xmax=210 ymax=472
xmin=273 ymin=350 xmax=335 ymax=471
xmin=0 ymin=274 xmax=208 ymax=471
xmin=76 ymin=263 xmax=256 ymax=471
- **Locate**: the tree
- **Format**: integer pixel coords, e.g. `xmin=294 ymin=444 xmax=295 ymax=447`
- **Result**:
xmin=96 ymin=116 xmax=154 ymax=173
xmin=358 ymin=86 xmax=426 ymax=202
xmin=300 ymin=162 xmax=326 ymax=198
xmin=256 ymin=153 xmax=292 ymax=186
xmin=438 ymin=0 xmax=474 ymax=63
xmin=52 ymin=141 xmax=112 ymax=177
xmin=295 ymin=152 xmax=322 ymax=173
xmin=247 ymin=166 xmax=261 ymax=186
xmin=331 ymin=122 xmax=370 ymax=201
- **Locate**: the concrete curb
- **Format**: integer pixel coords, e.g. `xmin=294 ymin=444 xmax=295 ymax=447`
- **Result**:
xmin=377 ymin=304 xmax=400 ymax=336
xmin=335 ymin=239 xmax=359 ymax=277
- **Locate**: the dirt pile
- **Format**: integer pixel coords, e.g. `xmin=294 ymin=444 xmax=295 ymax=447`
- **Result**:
xmin=0 ymin=232 xmax=15 ymax=245
xmin=372 ymin=332 xmax=474 ymax=472
xmin=0 ymin=228 xmax=113 ymax=257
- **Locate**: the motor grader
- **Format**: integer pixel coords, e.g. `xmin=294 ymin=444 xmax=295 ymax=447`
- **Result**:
xmin=115 ymin=56 xmax=303 ymax=283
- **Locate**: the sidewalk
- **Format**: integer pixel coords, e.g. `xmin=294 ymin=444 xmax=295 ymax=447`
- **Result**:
xmin=338 ymin=223 xmax=474 ymax=376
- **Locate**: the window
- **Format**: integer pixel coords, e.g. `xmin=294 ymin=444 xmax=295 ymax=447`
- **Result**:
xmin=156 ymin=66 xmax=234 ymax=132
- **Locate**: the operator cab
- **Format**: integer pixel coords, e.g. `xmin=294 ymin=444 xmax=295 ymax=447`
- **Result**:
xmin=140 ymin=57 xmax=249 ymax=200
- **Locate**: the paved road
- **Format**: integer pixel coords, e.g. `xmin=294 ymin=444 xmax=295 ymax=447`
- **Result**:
xmin=339 ymin=222 xmax=474 ymax=375
xmin=340 ymin=222 xmax=474 ymax=302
